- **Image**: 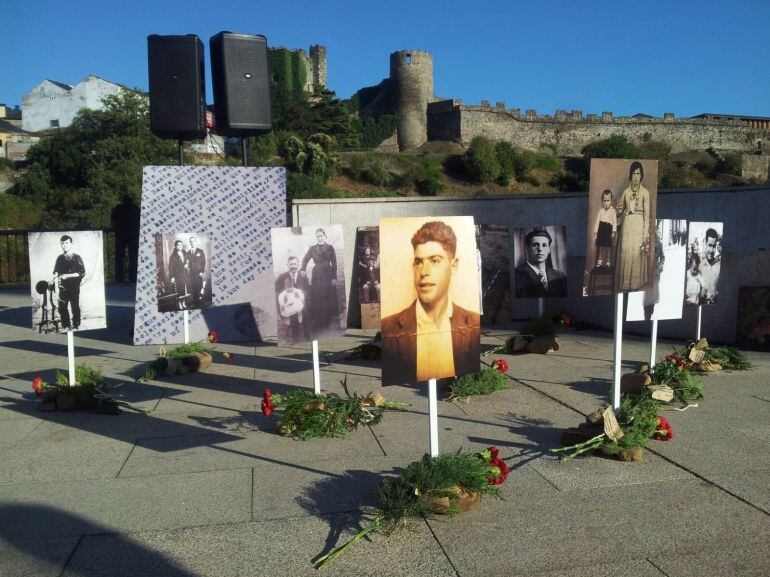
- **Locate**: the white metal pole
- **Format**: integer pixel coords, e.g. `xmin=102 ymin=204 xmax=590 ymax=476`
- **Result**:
xmin=696 ymin=305 xmax=702 ymax=341
xmin=67 ymin=330 xmax=76 ymax=386
xmin=428 ymin=378 xmax=439 ymax=457
xmin=312 ymin=340 xmax=321 ymax=394
xmin=183 ymin=309 xmax=190 ymax=344
xmin=649 ymin=319 xmax=658 ymax=369
xmin=538 ymin=297 xmax=544 ymax=317
xmin=612 ymin=292 xmax=624 ymax=410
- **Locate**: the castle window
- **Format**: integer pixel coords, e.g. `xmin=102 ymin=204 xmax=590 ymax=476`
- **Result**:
xmin=406 ymin=53 xmax=412 ymax=64
xmin=50 ymin=119 xmax=60 ymax=128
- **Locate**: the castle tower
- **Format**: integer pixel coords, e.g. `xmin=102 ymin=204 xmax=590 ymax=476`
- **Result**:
xmin=309 ymin=45 xmax=327 ymax=89
xmin=390 ymin=50 xmax=433 ymax=151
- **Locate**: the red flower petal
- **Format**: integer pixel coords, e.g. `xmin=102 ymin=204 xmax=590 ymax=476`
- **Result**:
xmin=207 ymin=331 xmax=218 ymax=343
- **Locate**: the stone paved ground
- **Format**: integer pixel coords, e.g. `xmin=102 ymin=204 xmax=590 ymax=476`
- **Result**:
xmin=0 ymin=286 xmax=767 ymax=577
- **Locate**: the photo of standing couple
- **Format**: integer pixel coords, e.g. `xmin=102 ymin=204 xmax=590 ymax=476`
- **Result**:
xmin=270 ymin=226 xmax=347 ymax=346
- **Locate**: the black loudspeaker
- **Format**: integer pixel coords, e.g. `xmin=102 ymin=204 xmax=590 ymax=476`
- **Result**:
xmin=210 ymin=32 xmax=272 ymax=136
xmin=147 ymin=34 xmax=207 ymax=140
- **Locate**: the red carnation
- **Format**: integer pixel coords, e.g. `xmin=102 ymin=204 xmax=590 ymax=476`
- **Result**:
xmin=561 ymin=314 xmax=570 ymax=330
xmin=492 ymin=359 xmax=508 ymax=373
xmin=261 ymin=389 xmax=275 ymax=416
xmin=32 ymin=377 xmax=44 ymax=396
xmin=207 ymin=331 xmax=218 ymax=343
xmin=654 ymin=416 xmax=673 ymax=441
xmin=223 ymin=352 xmax=234 ymax=363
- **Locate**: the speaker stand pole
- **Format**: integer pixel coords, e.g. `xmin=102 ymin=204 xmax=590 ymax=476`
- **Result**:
xmin=242 ymin=137 xmax=249 ymax=167
xmin=178 ymin=139 xmax=184 ymax=166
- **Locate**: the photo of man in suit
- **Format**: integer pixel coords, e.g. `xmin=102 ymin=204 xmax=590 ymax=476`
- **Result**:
xmin=168 ymin=240 xmax=188 ymax=307
xmin=514 ymin=228 xmax=567 ymax=298
xmin=275 ymin=255 xmax=311 ymax=344
xmin=187 ymin=235 xmax=207 ymax=308
xmin=381 ymin=220 xmax=480 ymax=386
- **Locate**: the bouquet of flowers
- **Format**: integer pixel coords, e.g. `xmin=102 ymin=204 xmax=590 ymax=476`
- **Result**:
xmin=447 ymin=365 xmax=508 ymax=402
xmin=315 ymin=448 xmax=509 ymax=569
xmin=32 ymin=364 xmax=149 ymax=414
xmin=651 ymin=354 xmax=703 ymax=404
xmin=261 ymin=377 xmax=407 ymax=440
xmin=141 ymin=331 xmax=233 ymax=381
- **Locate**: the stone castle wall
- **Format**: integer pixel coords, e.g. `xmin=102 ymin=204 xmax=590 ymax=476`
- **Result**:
xmin=427 ymin=101 xmax=764 ymax=155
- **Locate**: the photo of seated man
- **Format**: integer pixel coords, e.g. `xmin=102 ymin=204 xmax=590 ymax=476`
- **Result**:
xmin=380 ymin=217 xmax=480 ymax=386
xmin=274 ymin=255 xmax=310 ymax=345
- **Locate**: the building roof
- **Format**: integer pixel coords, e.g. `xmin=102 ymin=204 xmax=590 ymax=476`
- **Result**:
xmin=0 ymin=119 xmax=35 ymax=135
xmin=44 ymin=79 xmax=73 ymax=91
xmin=692 ymin=113 xmax=770 ymax=122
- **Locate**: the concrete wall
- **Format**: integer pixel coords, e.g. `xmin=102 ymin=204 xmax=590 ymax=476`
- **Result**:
xmin=292 ymin=186 xmax=770 ymax=345
xmin=444 ymin=105 xmax=761 ymax=155
xmin=22 ymin=76 xmax=122 ymax=132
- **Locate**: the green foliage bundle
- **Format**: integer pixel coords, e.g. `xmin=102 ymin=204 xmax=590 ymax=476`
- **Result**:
xmin=315 ymin=450 xmax=506 ymax=569
xmin=652 ymin=355 xmax=703 ymax=403
xmin=670 ymin=344 xmax=753 ymax=371
xmin=520 ymin=310 xmax=568 ymax=337
xmin=261 ymin=380 xmax=407 ymax=440
xmin=599 ymin=395 xmax=661 ymax=456
xmin=447 ymin=367 xmax=508 ymax=401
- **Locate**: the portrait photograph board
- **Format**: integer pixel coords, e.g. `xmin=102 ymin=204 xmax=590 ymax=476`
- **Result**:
xmin=154 ymin=233 xmax=213 ymax=313
xmin=684 ymin=221 xmax=723 ymax=307
xmin=133 ymin=166 xmax=286 ymax=345
xmin=29 ymin=231 xmax=106 ymax=333
xmin=380 ymin=216 xmax=480 ymax=386
xmin=513 ymin=225 xmax=567 ymax=299
xmin=583 ymin=158 xmax=658 ymax=296
xmin=270 ymin=225 xmax=347 ymax=346
xmin=627 ymin=219 xmax=688 ymax=321
xmin=355 ymin=226 xmax=381 ymax=331
xmin=476 ymin=224 xmax=512 ymax=324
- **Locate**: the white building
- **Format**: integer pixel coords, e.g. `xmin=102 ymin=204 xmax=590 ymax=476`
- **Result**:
xmin=22 ymin=76 xmax=123 ymax=133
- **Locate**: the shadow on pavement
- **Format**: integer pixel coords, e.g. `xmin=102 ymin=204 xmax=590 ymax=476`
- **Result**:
xmin=0 ymin=503 xmax=195 ymax=576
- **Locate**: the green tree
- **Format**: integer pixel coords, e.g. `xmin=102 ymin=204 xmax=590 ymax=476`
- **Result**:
xmin=12 ymin=90 xmax=176 ymax=229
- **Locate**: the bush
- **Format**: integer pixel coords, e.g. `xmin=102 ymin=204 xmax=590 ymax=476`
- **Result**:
xmin=636 ymin=140 xmax=671 ymax=161
xmin=0 ymin=157 xmax=13 ymax=171
xmin=582 ymin=135 xmax=640 ymax=160
xmin=349 ymin=189 xmax=399 ymax=198
xmin=549 ymin=171 xmax=586 ymax=192
xmin=362 ymin=157 xmax=391 ymax=187
xmin=465 ymin=137 xmax=500 ymax=183
xmin=717 ymin=152 xmax=742 ymax=176
xmin=417 ymin=156 xmax=445 ymax=195
xmin=286 ymin=173 xmax=343 ymax=199
xmin=494 ymin=141 xmax=517 ymax=186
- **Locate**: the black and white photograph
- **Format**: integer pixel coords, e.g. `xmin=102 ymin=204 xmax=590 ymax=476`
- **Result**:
xmin=627 ymin=219 xmax=688 ymax=321
xmin=270 ymin=225 xmax=347 ymax=346
xmin=355 ymin=226 xmax=381 ymax=330
xmin=513 ymin=225 xmax=568 ymax=299
xmin=154 ymin=233 xmax=213 ymax=313
xmin=583 ymin=158 xmax=658 ymax=296
xmin=28 ymin=231 xmax=106 ymax=333
xmin=684 ymin=222 xmax=723 ymax=307
xmin=476 ymin=224 xmax=512 ymax=324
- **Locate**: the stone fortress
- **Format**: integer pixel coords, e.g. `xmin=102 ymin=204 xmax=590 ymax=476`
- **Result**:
xmin=352 ymin=48 xmax=769 ymax=168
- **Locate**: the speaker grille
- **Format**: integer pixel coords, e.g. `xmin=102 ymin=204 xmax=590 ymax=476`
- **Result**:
xmin=210 ymin=32 xmax=272 ymax=136
xmin=147 ymin=34 xmax=207 ymax=140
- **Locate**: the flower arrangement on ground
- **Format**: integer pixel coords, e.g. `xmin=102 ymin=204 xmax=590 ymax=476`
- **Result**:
xmin=315 ymin=447 xmax=509 ymax=569
xmin=446 ymin=365 xmax=508 ymax=402
xmin=140 ymin=331 xmax=232 ymax=381
xmin=651 ymin=354 xmax=703 ymax=404
xmin=260 ymin=377 xmax=407 ymax=440
xmin=552 ymin=395 xmax=663 ymax=461
xmin=485 ymin=310 xmax=571 ymax=356
xmin=32 ymin=364 xmax=149 ymax=414
xmin=672 ymin=339 xmax=752 ymax=372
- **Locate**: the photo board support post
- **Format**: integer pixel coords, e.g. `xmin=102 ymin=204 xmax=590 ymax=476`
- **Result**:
xmin=242 ymin=137 xmax=248 ymax=167
xmin=178 ymin=139 xmax=184 ymax=166
xmin=67 ymin=330 xmax=76 ymax=386
xmin=649 ymin=319 xmax=658 ymax=369
xmin=696 ymin=305 xmax=702 ymax=341
xmin=612 ymin=292 xmax=624 ymax=410
xmin=538 ymin=297 xmax=544 ymax=317
xmin=312 ymin=340 xmax=321 ymax=394
xmin=183 ymin=309 xmax=190 ymax=344
xmin=428 ymin=378 xmax=439 ymax=457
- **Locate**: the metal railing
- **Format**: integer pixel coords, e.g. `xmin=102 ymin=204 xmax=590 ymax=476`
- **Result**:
xmin=0 ymin=229 xmax=122 ymax=285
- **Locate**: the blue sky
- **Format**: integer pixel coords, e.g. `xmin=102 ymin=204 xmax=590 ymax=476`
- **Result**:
xmin=4 ymin=0 xmax=769 ymax=117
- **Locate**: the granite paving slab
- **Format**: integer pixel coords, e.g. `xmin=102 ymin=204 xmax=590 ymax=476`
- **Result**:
xmin=0 ymin=536 xmax=79 ymax=577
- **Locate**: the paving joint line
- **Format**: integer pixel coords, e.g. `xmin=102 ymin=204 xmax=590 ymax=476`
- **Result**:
xmin=366 ymin=423 xmax=388 ymax=456
xmin=57 ymin=534 xmax=84 ymax=577
xmin=421 ymin=515 xmax=461 ymax=577
xmin=646 ymin=557 xmax=672 ymax=577
xmin=115 ymin=440 xmax=139 ymax=478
